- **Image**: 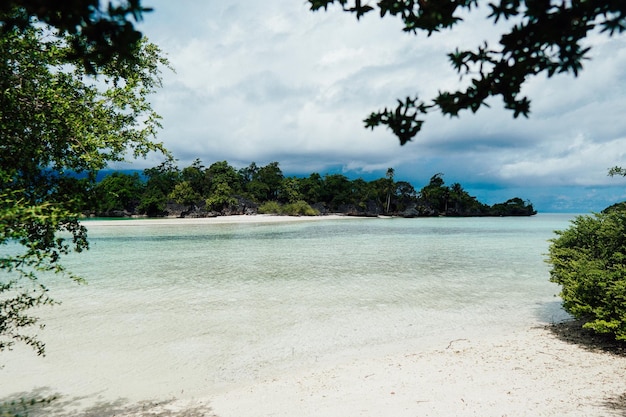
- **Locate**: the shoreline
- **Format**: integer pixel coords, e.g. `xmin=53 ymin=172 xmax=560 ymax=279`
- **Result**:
xmin=80 ymin=213 xmax=364 ymax=226
xmin=79 ymin=212 xmax=559 ymax=227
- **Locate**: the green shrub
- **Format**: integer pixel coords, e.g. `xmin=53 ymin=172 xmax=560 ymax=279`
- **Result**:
xmin=257 ymin=200 xmax=319 ymax=216
xmin=281 ymin=200 xmax=319 ymax=216
xmin=548 ymin=209 xmax=626 ymax=340
xmin=257 ymin=201 xmax=282 ymax=214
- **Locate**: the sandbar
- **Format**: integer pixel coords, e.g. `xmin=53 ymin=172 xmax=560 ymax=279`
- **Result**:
xmin=81 ymin=214 xmax=363 ymax=227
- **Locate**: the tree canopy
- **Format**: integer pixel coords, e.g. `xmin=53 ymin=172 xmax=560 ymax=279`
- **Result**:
xmin=0 ymin=18 xmax=168 ymax=354
xmin=308 ymin=0 xmax=626 ymax=145
xmin=85 ymin=160 xmax=536 ymax=218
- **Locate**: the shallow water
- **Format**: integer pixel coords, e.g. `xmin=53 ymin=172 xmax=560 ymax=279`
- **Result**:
xmin=1 ymin=214 xmax=576 ymax=403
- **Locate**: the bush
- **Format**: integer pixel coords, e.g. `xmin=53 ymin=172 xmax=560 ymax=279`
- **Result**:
xmin=548 ymin=209 xmax=626 ymax=340
xmin=257 ymin=200 xmax=319 ymax=216
xmin=257 ymin=201 xmax=282 ymax=214
xmin=281 ymin=200 xmax=320 ymax=216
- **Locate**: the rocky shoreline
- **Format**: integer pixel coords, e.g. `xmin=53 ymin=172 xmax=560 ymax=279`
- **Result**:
xmin=93 ymin=196 xmax=537 ymax=219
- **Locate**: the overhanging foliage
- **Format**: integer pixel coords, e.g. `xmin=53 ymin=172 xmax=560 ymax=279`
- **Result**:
xmin=309 ymin=0 xmax=626 ymax=144
xmin=0 ymin=21 xmax=169 ymax=354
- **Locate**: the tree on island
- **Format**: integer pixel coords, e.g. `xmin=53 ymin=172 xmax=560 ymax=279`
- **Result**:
xmin=84 ymin=160 xmax=536 ymax=218
xmin=308 ymin=0 xmax=626 ymax=145
xmin=0 ymin=16 xmax=169 ymax=354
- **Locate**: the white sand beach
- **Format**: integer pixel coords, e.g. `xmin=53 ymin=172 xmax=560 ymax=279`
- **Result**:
xmin=9 ymin=323 xmax=624 ymax=417
xmin=82 ymin=214 xmax=359 ymax=227
xmin=207 ymin=324 xmax=626 ymax=417
xmin=94 ymin=324 xmax=624 ymax=417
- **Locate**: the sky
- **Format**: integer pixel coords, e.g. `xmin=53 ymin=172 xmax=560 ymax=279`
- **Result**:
xmin=128 ymin=1 xmax=626 ymax=213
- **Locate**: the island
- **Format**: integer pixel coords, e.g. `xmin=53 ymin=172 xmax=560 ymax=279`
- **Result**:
xmin=84 ymin=160 xmax=537 ymax=218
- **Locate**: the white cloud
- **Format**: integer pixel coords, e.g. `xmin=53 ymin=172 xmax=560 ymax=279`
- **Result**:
xmin=496 ymin=135 xmax=626 ymax=186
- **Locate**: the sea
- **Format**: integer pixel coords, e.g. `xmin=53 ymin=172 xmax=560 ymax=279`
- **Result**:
xmin=0 ymin=214 xmax=577 ymax=405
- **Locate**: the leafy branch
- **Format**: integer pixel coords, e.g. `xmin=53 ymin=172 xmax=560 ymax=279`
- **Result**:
xmin=309 ymin=0 xmax=626 ymax=144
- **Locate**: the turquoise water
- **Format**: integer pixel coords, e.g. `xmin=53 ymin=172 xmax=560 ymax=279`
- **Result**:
xmin=1 ymin=214 xmax=576 ymax=402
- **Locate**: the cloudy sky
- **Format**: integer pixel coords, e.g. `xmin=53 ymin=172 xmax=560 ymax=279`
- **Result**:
xmin=131 ymin=1 xmax=626 ymax=212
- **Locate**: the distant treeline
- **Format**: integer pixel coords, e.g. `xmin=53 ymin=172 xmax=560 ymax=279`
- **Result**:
xmin=84 ymin=159 xmax=537 ymax=218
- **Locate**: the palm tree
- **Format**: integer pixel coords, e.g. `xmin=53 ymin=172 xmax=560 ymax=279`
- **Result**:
xmin=385 ymin=168 xmax=395 ymax=214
